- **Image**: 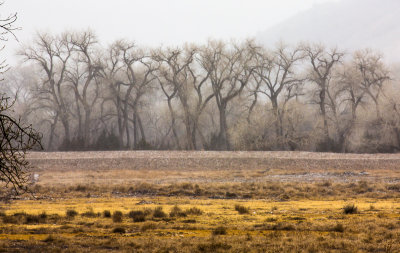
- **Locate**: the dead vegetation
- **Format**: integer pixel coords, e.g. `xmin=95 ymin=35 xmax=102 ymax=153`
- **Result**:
xmin=0 ymin=151 xmax=400 ymax=252
xmin=0 ymin=197 xmax=399 ymax=252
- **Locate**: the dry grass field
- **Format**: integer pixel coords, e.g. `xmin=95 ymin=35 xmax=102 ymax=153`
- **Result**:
xmin=1 ymin=151 xmax=400 ymax=252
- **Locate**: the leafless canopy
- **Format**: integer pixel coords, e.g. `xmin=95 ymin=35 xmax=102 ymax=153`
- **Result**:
xmin=0 ymin=96 xmax=42 ymax=194
xmin=13 ymin=28 xmax=398 ymax=153
xmin=0 ymin=2 xmax=41 ymax=196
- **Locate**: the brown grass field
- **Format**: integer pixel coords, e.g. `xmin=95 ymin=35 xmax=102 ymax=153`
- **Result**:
xmin=1 ymin=151 xmax=400 ymax=252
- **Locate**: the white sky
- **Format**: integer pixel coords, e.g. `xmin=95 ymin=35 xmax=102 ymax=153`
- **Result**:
xmin=2 ymin=0 xmax=337 ymax=64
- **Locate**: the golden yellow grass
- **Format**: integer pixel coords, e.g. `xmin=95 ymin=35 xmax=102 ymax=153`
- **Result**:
xmin=1 ymin=197 xmax=400 ymax=252
xmin=1 ymin=151 xmax=400 ymax=252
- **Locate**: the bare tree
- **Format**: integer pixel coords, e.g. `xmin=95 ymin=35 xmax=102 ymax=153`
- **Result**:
xmin=20 ymin=32 xmax=73 ymax=149
xmin=352 ymin=50 xmax=391 ymax=152
xmin=118 ymin=41 xmax=157 ymax=149
xmin=253 ymin=43 xmax=304 ymax=142
xmin=199 ymin=40 xmax=255 ymax=150
xmin=353 ymin=49 xmax=390 ymax=120
xmin=324 ymin=71 xmax=350 ymax=151
xmin=12 ymin=26 xmax=400 ymax=153
xmin=154 ymin=50 xmax=182 ymax=150
xmin=386 ymin=97 xmax=400 ymax=150
xmin=187 ymin=47 xmax=214 ymax=148
xmin=0 ymin=1 xmax=18 ymax=75
xmin=332 ymin=59 xmax=368 ymax=152
xmin=66 ymin=30 xmax=102 ymax=147
xmin=303 ymin=44 xmax=344 ymax=150
xmin=154 ymin=47 xmax=196 ymax=149
xmin=0 ymin=3 xmax=42 ymax=195
xmin=153 ymin=45 xmax=213 ymax=150
xmin=99 ymin=42 xmax=124 ymax=147
xmin=101 ymin=41 xmax=156 ymax=149
xmin=0 ymin=96 xmax=42 ymax=194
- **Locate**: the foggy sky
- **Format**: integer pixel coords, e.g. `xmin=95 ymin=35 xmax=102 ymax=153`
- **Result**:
xmin=2 ymin=0 xmax=337 ymax=64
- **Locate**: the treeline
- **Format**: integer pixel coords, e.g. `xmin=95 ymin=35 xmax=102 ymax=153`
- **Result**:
xmin=3 ymin=30 xmax=400 ymax=153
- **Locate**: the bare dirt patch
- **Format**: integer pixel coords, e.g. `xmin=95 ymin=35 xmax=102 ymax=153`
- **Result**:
xmin=27 ymin=151 xmax=400 ymax=185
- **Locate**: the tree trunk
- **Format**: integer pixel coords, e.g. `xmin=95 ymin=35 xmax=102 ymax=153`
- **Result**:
xmin=373 ymin=99 xmax=381 ymax=120
xmin=319 ymin=87 xmax=330 ymax=143
xmin=137 ymin=113 xmax=146 ymax=143
xmin=84 ymin=108 xmax=91 ymax=147
xmin=218 ymin=104 xmax=230 ymax=150
xmin=191 ymin=120 xmax=198 ymax=150
xmin=197 ymin=126 xmax=207 ymax=150
xmin=393 ymin=126 xmax=400 ymax=150
xmin=133 ymin=111 xmax=137 ymax=149
xmin=271 ymin=97 xmax=282 ymax=138
xmin=183 ymin=111 xmax=194 ymax=150
xmin=116 ymin=95 xmax=124 ymax=148
xmin=74 ymin=92 xmax=83 ymax=140
xmin=61 ymin=116 xmax=70 ymax=145
xmin=47 ymin=114 xmax=59 ymax=150
xmin=125 ymin=117 xmax=131 ymax=149
xmin=167 ymin=97 xmax=181 ymax=149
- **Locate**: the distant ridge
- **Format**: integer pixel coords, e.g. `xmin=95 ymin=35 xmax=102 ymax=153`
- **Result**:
xmin=257 ymin=0 xmax=400 ymax=62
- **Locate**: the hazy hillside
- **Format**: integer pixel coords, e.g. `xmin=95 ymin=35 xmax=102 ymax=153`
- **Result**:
xmin=257 ymin=0 xmax=400 ymax=62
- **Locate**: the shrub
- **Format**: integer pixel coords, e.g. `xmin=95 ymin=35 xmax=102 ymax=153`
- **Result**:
xmin=183 ymin=219 xmax=196 ymax=223
xmin=128 ymin=210 xmax=146 ymax=222
xmin=66 ymin=209 xmax=78 ymax=218
xmin=169 ymin=205 xmax=187 ymax=218
xmin=212 ymin=226 xmax=227 ymax=235
xmin=93 ymin=130 xmax=121 ymax=151
xmin=137 ymin=138 xmax=153 ymax=150
xmin=153 ymin=207 xmax=167 ymax=218
xmin=197 ymin=242 xmax=232 ymax=251
xmin=332 ymin=223 xmax=344 ymax=232
xmin=185 ymin=207 xmax=203 ymax=216
xmin=9 ymin=212 xmax=28 ymax=224
xmin=272 ymin=222 xmax=296 ymax=231
xmin=112 ymin=227 xmax=126 ymax=233
xmin=39 ymin=212 xmax=47 ymax=220
xmin=289 ymin=216 xmax=306 ymax=221
xmin=225 ymin=192 xmax=238 ymax=198
xmin=25 ymin=214 xmax=41 ymax=224
xmin=140 ymin=221 xmax=158 ymax=232
xmin=2 ymin=215 xmax=19 ymax=224
xmin=265 ymin=217 xmax=278 ymax=222
xmin=81 ymin=209 xmax=97 ymax=218
xmin=343 ymin=204 xmax=358 ymax=214
xmin=103 ymin=210 xmax=111 ymax=218
xmin=43 ymin=235 xmax=56 ymax=243
xmin=75 ymin=185 xmax=87 ymax=192
xmin=235 ymin=204 xmax=249 ymax=214
xmin=143 ymin=208 xmax=153 ymax=216
xmin=280 ymin=194 xmax=290 ymax=201
xmin=47 ymin=214 xmax=61 ymax=224
xmin=112 ymin=211 xmax=123 ymax=223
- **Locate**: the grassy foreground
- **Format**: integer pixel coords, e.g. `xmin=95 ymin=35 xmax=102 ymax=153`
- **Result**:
xmin=1 ymin=197 xmax=400 ymax=252
xmin=1 ymin=151 xmax=400 ymax=252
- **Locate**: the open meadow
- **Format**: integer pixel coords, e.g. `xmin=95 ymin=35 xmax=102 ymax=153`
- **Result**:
xmin=1 ymin=151 xmax=400 ymax=252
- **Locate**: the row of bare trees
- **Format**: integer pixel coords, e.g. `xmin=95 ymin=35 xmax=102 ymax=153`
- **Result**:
xmin=3 ymin=30 xmax=398 ymax=152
